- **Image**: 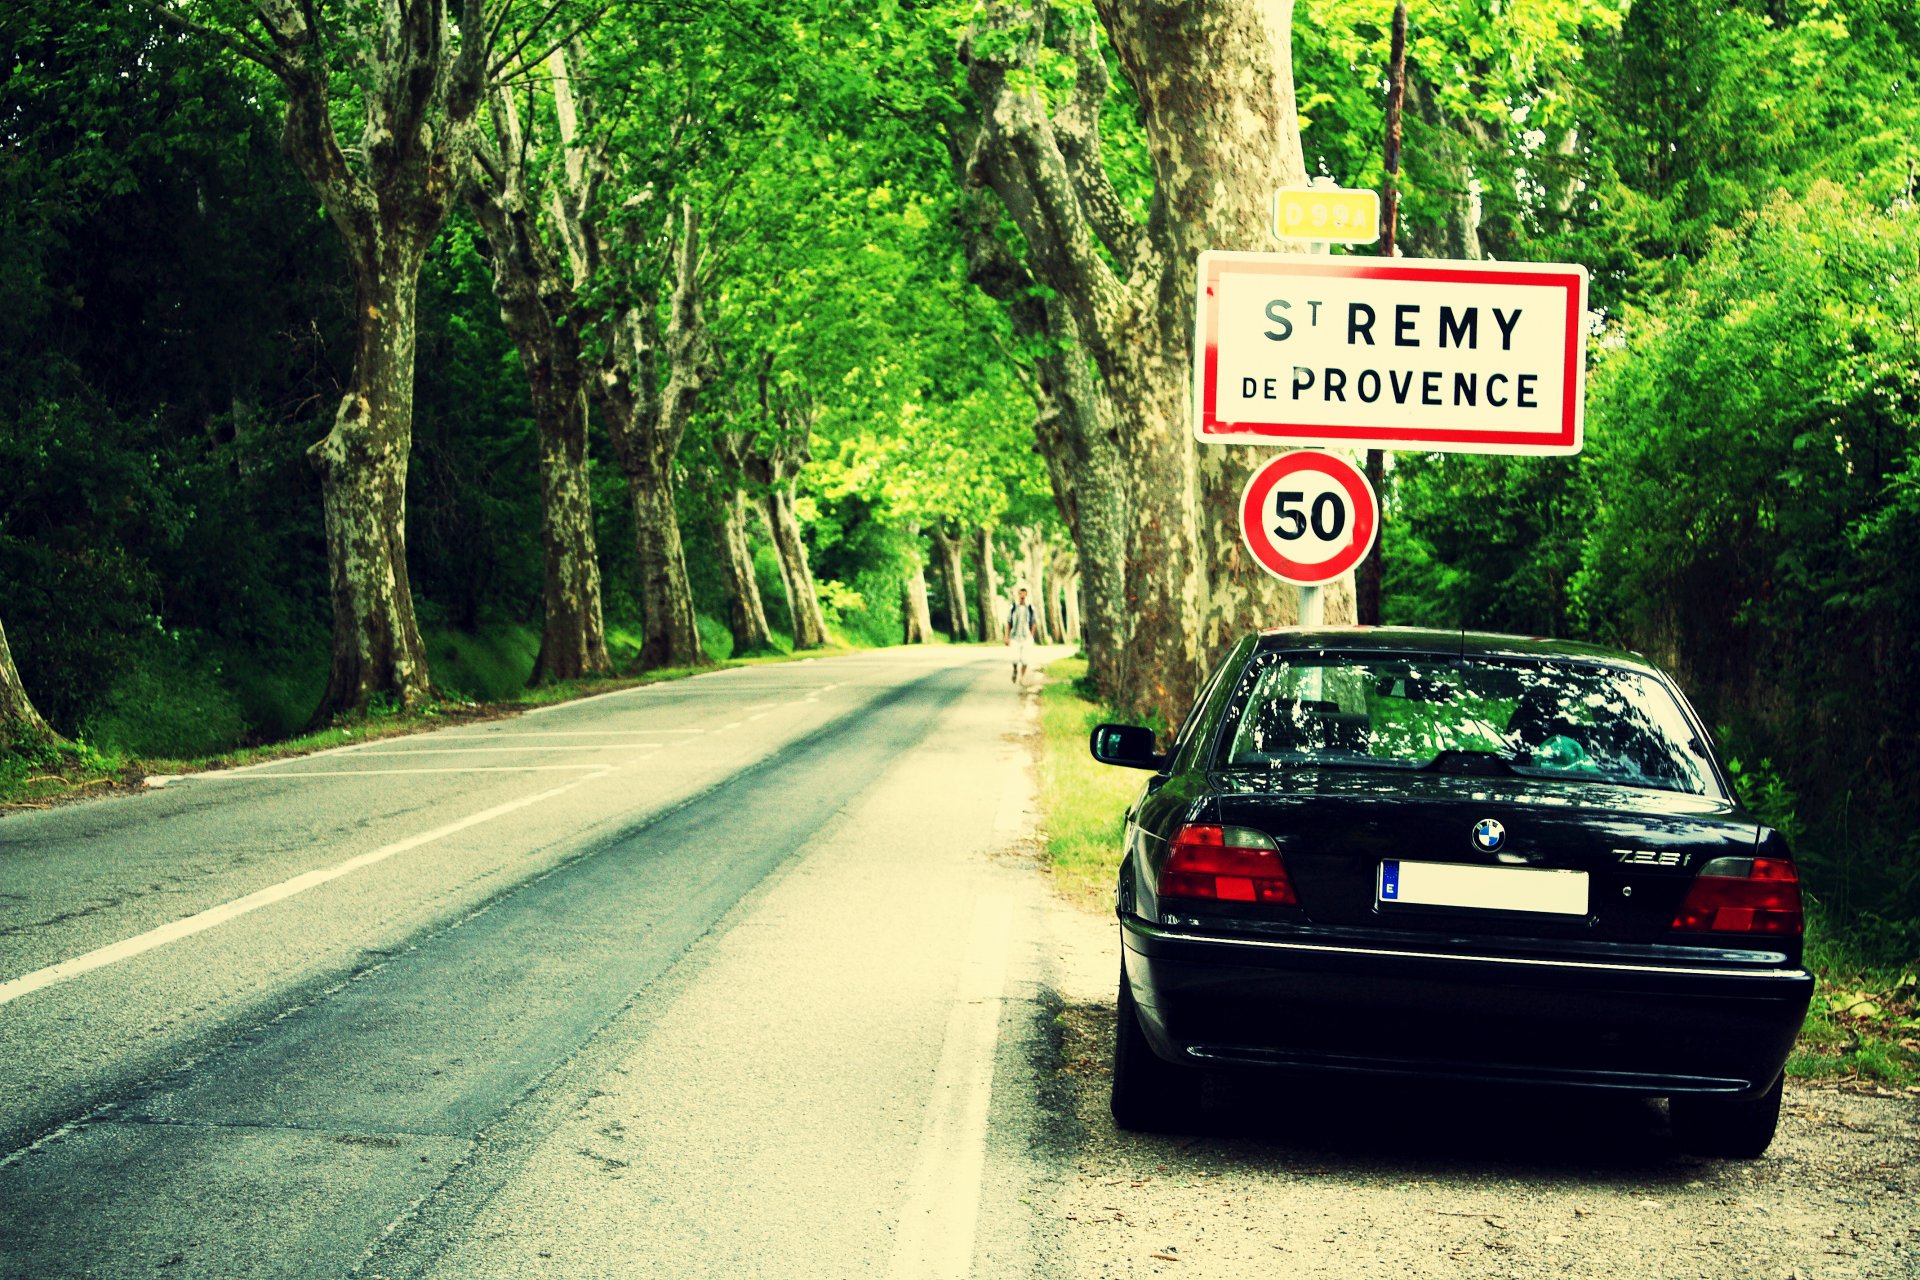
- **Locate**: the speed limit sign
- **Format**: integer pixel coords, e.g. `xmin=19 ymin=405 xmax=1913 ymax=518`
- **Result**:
xmin=1239 ymin=451 xmax=1379 ymax=585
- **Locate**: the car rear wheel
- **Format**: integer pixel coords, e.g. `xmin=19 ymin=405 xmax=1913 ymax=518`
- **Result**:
xmin=1669 ymin=1074 xmax=1783 ymax=1158
xmin=1111 ymin=965 xmax=1202 ymax=1132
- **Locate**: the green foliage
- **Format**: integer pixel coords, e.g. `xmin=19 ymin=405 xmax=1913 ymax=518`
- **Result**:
xmin=695 ymin=613 xmax=735 ymax=664
xmin=1391 ymin=134 xmax=1919 ymax=933
xmin=422 ymin=626 xmax=543 ymax=703
xmin=1035 ymin=656 xmax=1144 ymax=909
xmin=74 ymin=634 xmax=249 ymax=759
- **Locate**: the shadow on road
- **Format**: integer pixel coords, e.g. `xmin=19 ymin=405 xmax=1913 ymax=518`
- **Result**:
xmin=1064 ymin=1000 xmax=1718 ymax=1184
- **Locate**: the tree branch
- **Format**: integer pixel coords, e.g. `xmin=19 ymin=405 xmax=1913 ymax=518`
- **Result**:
xmin=1051 ymin=15 xmax=1150 ymax=274
xmin=140 ymin=0 xmax=286 ymax=73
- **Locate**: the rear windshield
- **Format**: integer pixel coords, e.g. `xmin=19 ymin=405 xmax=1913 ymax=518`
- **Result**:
xmin=1213 ymin=651 xmax=1719 ymax=797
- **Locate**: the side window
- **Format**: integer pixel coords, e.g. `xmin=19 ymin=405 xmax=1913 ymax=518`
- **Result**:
xmin=1170 ymin=641 xmax=1247 ymax=764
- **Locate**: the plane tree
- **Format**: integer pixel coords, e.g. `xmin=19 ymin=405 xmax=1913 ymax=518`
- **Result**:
xmin=141 ymin=0 xmax=604 ymax=720
xmin=0 ymin=618 xmax=60 ymax=758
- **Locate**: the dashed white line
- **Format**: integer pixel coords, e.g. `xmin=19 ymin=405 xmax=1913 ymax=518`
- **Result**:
xmin=0 ymin=769 xmax=616 ymax=1007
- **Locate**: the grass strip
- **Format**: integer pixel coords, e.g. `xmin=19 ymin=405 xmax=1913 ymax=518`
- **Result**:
xmin=1032 ymin=657 xmax=1917 ymax=1087
xmin=1037 ymin=656 xmax=1147 ymax=911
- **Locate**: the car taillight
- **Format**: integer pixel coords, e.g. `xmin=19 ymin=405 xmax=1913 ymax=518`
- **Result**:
xmin=1670 ymin=856 xmax=1803 ymax=935
xmin=1160 ymin=824 xmax=1296 ymax=905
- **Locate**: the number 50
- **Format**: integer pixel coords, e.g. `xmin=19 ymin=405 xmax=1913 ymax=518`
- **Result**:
xmin=1273 ymin=490 xmax=1347 ymax=541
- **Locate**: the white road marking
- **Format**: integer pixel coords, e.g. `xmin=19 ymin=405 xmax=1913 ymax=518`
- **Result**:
xmin=519 ymin=683 xmax=667 ymax=716
xmin=438 ymin=729 xmax=705 ymax=738
xmin=304 ymin=745 xmax=663 ymax=756
xmin=0 ymin=769 xmax=615 ymax=1007
xmin=718 ymin=721 xmax=744 ymax=731
xmin=886 ymin=893 xmax=1014 ymax=1280
xmin=189 ymin=766 xmax=616 ymax=778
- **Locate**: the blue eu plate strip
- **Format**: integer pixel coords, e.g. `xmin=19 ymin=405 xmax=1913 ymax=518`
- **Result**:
xmin=1380 ymin=859 xmax=1400 ymax=900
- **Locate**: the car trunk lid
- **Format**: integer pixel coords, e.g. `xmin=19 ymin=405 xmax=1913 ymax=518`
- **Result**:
xmin=1208 ymin=768 xmax=1758 ymax=944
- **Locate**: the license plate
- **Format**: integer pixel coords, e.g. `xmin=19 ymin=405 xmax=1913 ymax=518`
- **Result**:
xmin=1377 ymin=859 xmax=1589 ymax=916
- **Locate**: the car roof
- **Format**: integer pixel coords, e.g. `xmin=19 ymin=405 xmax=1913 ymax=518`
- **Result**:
xmin=1252 ymin=625 xmax=1664 ymax=674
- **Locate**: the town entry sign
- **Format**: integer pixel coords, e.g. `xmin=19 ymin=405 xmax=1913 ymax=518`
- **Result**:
xmin=1193 ymin=251 xmax=1589 ymax=456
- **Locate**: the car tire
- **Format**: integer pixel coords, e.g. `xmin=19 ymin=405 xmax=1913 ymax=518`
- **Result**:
xmin=1669 ymin=1074 xmax=1783 ymax=1158
xmin=1110 ymin=965 xmax=1202 ymax=1132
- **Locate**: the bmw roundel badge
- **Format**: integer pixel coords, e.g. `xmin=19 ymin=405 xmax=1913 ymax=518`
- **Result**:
xmin=1472 ymin=819 xmax=1506 ymax=852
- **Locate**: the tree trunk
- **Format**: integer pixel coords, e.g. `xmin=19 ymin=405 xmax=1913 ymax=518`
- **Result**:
xmin=977 ymin=526 xmax=1002 ymax=643
xmin=1100 ymin=0 xmax=1316 ymax=668
xmin=764 ymin=485 xmax=830 ymax=649
xmin=930 ymin=529 xmax=973 ymax=639
xmin=953 ymin=185 xmax=1129 ymax=695
xmin=1062 ymin=568 xmax=1083 ymax=648
xmin=626 ymin=449 xmax=703 ymax=668
xmin=1044 ymin=552 xmax=1069 ymax=645
xmin=716 ymin=487 xmax=776 ymax=654
xmin=1401 ymin=66 xmax=1487 ymax=261
xmin=712 ymin=427 xmax=777 ymax=655
xmin=309 ymin=257 xmax=435 ymax=721
xmin=902 ymin=526 xmax=935 ymax=644
xmin=1356 ymin=0 xmax=1409 ymax=630
xmin=0 ymin=617 xmax=57 ymax=755
xmin=240 ymin=0 xmax=494 ymax=724
xmin=531 ymin=395 xmax=611 ymax=681
xmin=963 ymin=0 xmax=1345 ymax=727
xmin=468 ymin=86 xmax=609 ymax=685
xmin=591 ymin=204 xmax=711 ymax=671
xmin=1017 ymin=527 xmax=1055 ymax=642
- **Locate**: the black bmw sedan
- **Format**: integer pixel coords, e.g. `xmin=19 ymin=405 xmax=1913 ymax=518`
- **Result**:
xmin=1091 ymin=628 xmax=1813 ymax=1157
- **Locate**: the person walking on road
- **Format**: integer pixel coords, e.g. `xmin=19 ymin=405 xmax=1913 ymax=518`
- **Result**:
xmin=1005 ymin=586 xmax=1038 ymax=685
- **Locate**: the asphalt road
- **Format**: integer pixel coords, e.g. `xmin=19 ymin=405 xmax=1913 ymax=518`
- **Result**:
xmin=0 ymin=646 xmax=1080 ymax=1279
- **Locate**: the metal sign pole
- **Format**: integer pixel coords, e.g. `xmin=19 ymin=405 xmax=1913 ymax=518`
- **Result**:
xmin=1298 ymin=583 xmax=1324 ymax=626
xmin=1298 ymin=175 xmax=1337 ymax=630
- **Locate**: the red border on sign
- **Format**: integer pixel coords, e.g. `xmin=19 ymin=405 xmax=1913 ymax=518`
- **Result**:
xmin=1198 ymin=256 xmax=1586 ymax=453
xmin=1239 ymin=451 xmax=1379 ymax=585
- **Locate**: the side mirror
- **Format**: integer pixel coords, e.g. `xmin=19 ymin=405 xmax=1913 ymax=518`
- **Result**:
xmin=1089 ymin=723 xmax=1166 ymax=771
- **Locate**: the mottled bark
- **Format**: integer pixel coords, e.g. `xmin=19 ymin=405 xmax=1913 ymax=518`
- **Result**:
xmin=902 ymin=525 xmax=934 ymax=644
xmin=311 ymin=258 xmax=434 ymax=720
xmin=0 ymin=617 xmax=58 ymax=754
xmin=588 ymin=203 xmax=710 ymax=670
xmin=265 ymin=0 xmax=494 ymax=721
xmin=1061 ymin=567 xmax=1083 ymax=647
xmin=953 ymin=180 xmax=1129 ymax=694
xmin=714 ymin=489 xmax=775 ymax=653
xmin=624 ymin=449 xmax=701 ymax=667
xmin=962 ymin=0 xmax=1343 ymax=726
xmin=1044 ymin=547 xmax=1072 ymax=645
xmin=930 ymin=529 xmax=973 ymax=640
xmin=530 ymin=406 xmax=610 ymax=681
xmin=712 ymin=432 xmax=776 ymax=655
xmin=1017 ymin=526 xmax=1055 ymax=642
xmin=746 ymin=431 xmax=830 ymax=651
xmin=976 ymin=525 xmax=1003 ymax=642
xmin=467 ymin=88 xmax=609 ymax=684
xmin=546 ymin=55 xmax=707 ymax=671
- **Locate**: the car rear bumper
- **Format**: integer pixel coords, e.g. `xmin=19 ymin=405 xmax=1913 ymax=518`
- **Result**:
xmin=1120 ymin=914 xmax=1814 ymax=1097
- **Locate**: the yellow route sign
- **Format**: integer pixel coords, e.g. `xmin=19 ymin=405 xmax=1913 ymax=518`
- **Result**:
xmin=1272 ymin=187 xmax=1381 ymax=245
